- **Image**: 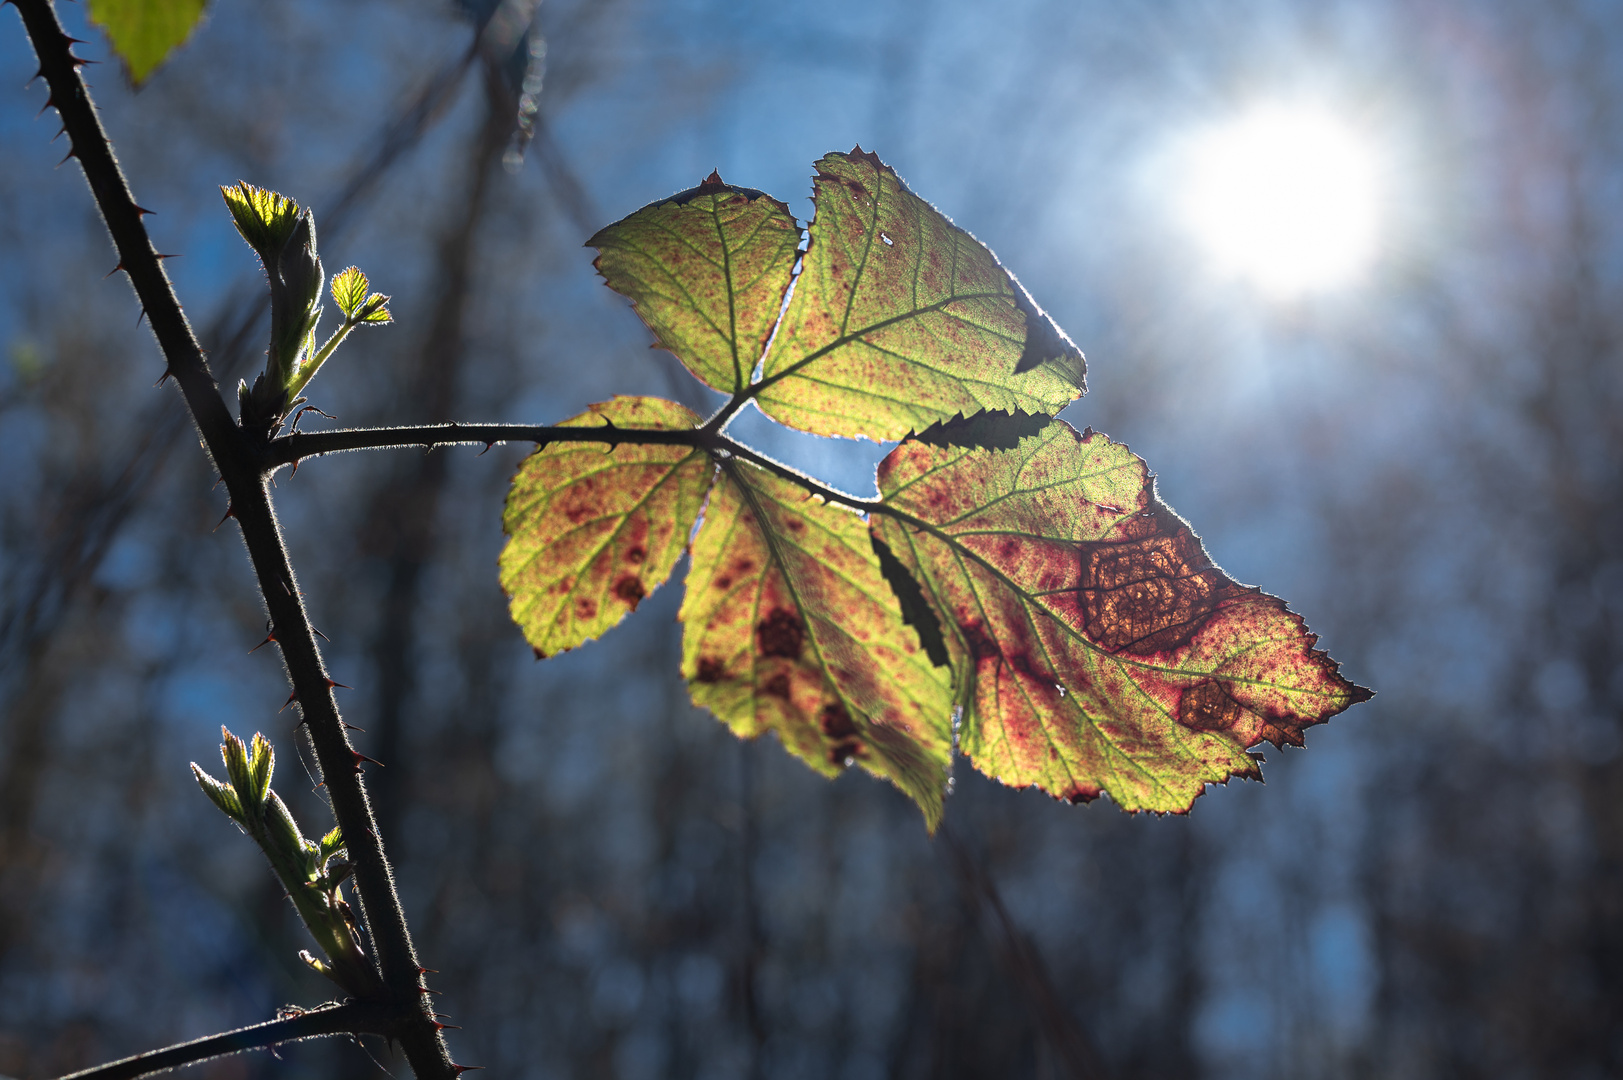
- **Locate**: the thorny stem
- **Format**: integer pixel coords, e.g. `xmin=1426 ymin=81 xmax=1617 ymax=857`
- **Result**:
xmin=265 ymin=421 xmax=890 ymax=515
xmin=11 ymin=2 xmax=457 ymax=1077
xmin=54 ymin=1003 xmax=396 ymax=1080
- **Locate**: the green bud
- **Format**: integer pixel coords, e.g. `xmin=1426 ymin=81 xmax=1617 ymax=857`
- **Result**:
xmin=191 ymin=763 xmax=243 ymax=824
xmin=279 ymin=211 xmax=324 ymax=332
xmin=248 ymin=732 xmax=274 ymax=807
xmin=219 ymin=727 xmax=257 ymax=821
xmin=263 ymin=789 xmax=308 ymax=873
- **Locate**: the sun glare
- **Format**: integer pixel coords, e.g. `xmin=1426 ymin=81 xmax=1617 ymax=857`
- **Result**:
xmin=1180 ymin=104 xmax=1381 ymax=296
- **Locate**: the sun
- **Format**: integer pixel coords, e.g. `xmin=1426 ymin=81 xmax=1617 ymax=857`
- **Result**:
xmin=1180 ymin=104 xmax=1382 ymax=296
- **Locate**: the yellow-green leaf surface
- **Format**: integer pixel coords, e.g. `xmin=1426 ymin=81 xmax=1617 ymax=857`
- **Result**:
xmin=330 ymin=266 xmax=369 ymax=318
xmin=874 ymin=419 xmax=1370 ymax=812
xmin=680 ymin=461 xmax=954 ymax=827
xmin=757 ymin=150 xmax=1086 ymax=440
xmin=589 ymin=172 xmax=801 ymax=395
xmin=501 ymin=397 xmax=711 ymax=658
xmin=90 ymin=0 xmax=209 ymax=86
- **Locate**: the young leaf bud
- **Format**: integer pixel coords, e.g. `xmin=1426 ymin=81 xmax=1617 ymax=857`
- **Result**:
xmin=263 ymin=789 xmax=308 ymax=873
xmin=248 ymin=731 xmax=274 ymax=807
xmin=279 ymin=211 xmax=324 ymax=327
xmin=191 ymin=763 xmax=243 ymax=824
xmin=219 ymin=727 xmax=258 ymax=818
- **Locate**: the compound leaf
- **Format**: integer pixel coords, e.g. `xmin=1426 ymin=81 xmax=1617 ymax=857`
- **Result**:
xmin=89 ymin=0 xmax=209 ymax=85
xmin=680 ymin=460 xmax=954 ymax=828
xmin=589 ymin=172 xmax=800 ymax=395
xmin=756 ymin=149 xmax=1085 ymax=440
xmin=501 ymin=396 xmax=712 ymax=658
xmin=873 ymin=421 xmax=1370 ymax=812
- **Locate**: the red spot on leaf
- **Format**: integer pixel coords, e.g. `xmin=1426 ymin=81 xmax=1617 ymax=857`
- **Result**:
xmin=695 ymin=657 xmax=726 ymax=683
xmin=1178 ymin=680 xmax=1247 ymax=735
xmin=625 ymin=546 xmax=646 ymax=565
xmin=574 ymin=597 xmax=597 ymax=621
xmin=613 ymin=575 xmax=646 ymax=609
xmin=756 ymin=609 xmax=805 ymax=659
xmin=828 ymin=741 xmax=862 ymax=766
xmin=960 ymin=620 xmax=1000 ymax=661
xmin=764 ymin=673 xmax=791 ymax=699
xmin=819 ymin=702 xmax=858 ymax=739
xmin=1077 ymin=510 xmax=1239 ymax=655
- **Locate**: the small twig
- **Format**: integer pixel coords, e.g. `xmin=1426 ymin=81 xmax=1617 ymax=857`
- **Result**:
xmin=263 ymin=420 xmax=888 ymax=514
xmin=52 ymin=1002 xmax=395 ymax=1080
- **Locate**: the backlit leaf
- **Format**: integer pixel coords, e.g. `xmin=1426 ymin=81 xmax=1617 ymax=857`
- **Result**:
xmin=89 ymin=0 xmax=209 ymax=86
xmin=501 ymin=396 xmax=711 ymax=658
xmin=756 ymin=149 xmax=1085 ymax=440
xmin=680 ymin=461 xmax=954 ymax=827
xmin=873 ymin=421 xmax=1370 ymax=812
xmin=330 ymin=267 xmax=369 ymax=319
xmin=221 ymin=181 xmax=301 ymax=265
xmin=589 ymin=172 xmax=800 ymax=395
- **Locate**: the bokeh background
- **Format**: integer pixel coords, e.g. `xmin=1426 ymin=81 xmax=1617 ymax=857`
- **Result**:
xmin=3 ymin=0 xmax=1621 ymax=1077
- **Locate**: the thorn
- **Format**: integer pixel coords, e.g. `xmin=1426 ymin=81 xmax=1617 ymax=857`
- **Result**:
xmin=434 ymin=1023 xmax=464 ymax=1031
xmin=103 ymin=262 xmax=124 ymax=279
xmin=25 ymin=67 xmax=42 ymax=87
xmin=35 ymin=95 xmax=56 ymax=119
xmin=136 ymin=306 xmax=147 ymax=327
xmin=56 ymin=147 xmax=77 ymax=168
xmin=249 ymin=634 xmax=276 ymax=654
xmin=280 ymin=690 xmax=299 ymax=713
xmin=213 ymin=503 xmax=235 ymax=531
xmin=342 ymin=722 xmax=365 ymax=732
xmin=290 ymin=457 xmax=302 ymax=477
xmin=61 ymin=35 xmax=89 ymax=45
xmin=417 ymin=986 xmax=443 ymax=996
xmin=313 ymin=625 xmax=331 ymax=643
xmin=154 ymin=370 xmax=171 ymax=387
xmin=133 ymin=204 xmax=155 ymax=217
xmin=50 ymin=124 xmax=66 ymax=143
xmin=451 ymin=1065 xmax=484 ymax=1074
xmin=351 ymin=751 xmax=383 ymax=772
xmin=154 ymin=252 xmax=180 ymax=260
xmin=477 ymin=440 xmax=496 ymax=456
xmin=68 ymin=52 xmax=97 ymax=68
xmin=325 ymin=679 xmax=351 ymax=690
xmin=419 ymin=967 xmax=439 ymax=974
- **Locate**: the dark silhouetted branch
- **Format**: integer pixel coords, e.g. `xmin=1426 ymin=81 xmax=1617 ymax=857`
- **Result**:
xmin=53 ymin=1002 xmax=394 ymax=1080
xmin=12 ymin=1 xmax=457 ymax=1076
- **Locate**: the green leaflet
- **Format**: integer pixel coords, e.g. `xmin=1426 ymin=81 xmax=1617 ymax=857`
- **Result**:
xmin=89 ymin=0 xmax=210 ymax=86
xmin=680 ymin=461 xmax=955 ymax=828
xmin=588 ymin=150 xmax=1085 ymax=440
xmin=329 ymin=267 xmax=370 ymax=319
xmin=759 ymin=150 xmax=1085 ymax=440
xmin=873 ymin=421 xmax=1370 ymax=812
xmin=588 ymin=173 xmax=801 ymax=395
xmin=501 ymin=396 xmax=712 ymax=658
